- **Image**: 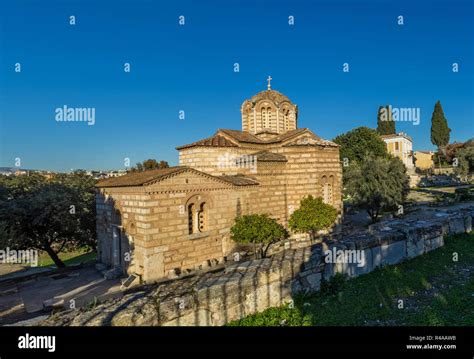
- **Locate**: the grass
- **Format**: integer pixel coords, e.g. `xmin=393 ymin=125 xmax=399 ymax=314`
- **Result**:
xmin=229 ymin=232 xmax=474 ymax=326
xmin=37 ymin=248 xmax=96 ymax=267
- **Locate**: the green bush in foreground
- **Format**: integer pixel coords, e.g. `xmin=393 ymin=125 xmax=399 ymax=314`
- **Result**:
xmin=227 ymin=303 xmax=312 ymax=327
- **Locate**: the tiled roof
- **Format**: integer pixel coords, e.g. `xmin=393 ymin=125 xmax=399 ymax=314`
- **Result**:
xmin=219 ymin=128 xmax=309 ymax=144
xmin=283 ymin=137 xmax=339 ymax=147
xmin=218 ymin=174 xmax=259 ymax=186
xmin=251 ymin=151 xmax=287 ymax=162
xmin=96 ymin=167 xmax=187 ymax=187
xmin=266 ymin=128 xmax=308 ymax=143
xmin=248 ymin=89 xmax=291 ymax=105
xmin=176 ymin=128 xmax=337 ymax=150
xmin=219 ymin=129 xmax=264 ymax=143
xmin=96 ymin=166 xmax=259 ymax=188
xmin=176 ymin=134 xmax=238 ymax=150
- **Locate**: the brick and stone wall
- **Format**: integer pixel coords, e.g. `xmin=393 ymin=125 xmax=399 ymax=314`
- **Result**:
xmin=178 ymin=143 xmax=342 ymax=223
xmin=97 ymin=179 xmax=257 ymax=282
xmin=96 ymin=188 xmax=149 ymax=277
xmin=97 ymin=138 xmax=342 ymax=283
xmin=46 ymin=207 xmax=473 ymax=327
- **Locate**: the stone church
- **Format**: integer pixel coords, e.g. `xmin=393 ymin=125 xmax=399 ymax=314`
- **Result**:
xmin=96 ymin=79 xmax=343 ymax=282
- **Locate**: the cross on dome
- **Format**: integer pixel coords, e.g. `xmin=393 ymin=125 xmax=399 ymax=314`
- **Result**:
xmin=267 ymin=76 xmax=272 ymax=90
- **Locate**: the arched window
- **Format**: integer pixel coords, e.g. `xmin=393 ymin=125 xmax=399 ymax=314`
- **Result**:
xmin=188 ymin=204 xmax=195 ymax=234
xmin=281 ymin=108 xmax=289 ymax=130
xmin=321 ymin=175 xmax=334 ymax=205
xmin=198 ymin=203 xmax=207 ymax=232
xmin=188 ymin=201 xmax=208 ymax=234
xmin=324 ymin=183 xmax=333 ymax=205
xmin=260 ymin=108 xmax=266 ymax=129
xmin=267 ymin=107 xmax=272 ymax=129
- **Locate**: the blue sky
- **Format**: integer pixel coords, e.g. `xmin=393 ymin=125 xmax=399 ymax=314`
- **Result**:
xmin=1 ymin=0 xmax=473 ymax=172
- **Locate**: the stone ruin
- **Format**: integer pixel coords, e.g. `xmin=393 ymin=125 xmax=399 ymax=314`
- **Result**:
xmin=39 ymin=206 xmax=473 ymax=326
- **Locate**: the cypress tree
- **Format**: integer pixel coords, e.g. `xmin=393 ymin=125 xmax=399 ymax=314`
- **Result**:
xmin=430 ymin=100 xmax=451 ymax=167
xmin=376 ymin=105 xmax=396 ymax=135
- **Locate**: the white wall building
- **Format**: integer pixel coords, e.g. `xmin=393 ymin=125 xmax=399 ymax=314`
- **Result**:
xmin=381 ymin=132 xmax=415 ymax=171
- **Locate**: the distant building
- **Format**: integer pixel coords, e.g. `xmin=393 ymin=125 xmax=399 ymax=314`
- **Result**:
xmin=106 ymin=170 xmax=127 ymax=178
xmin=14 ymin=169 xmax=28 ymax=176
xmin=380 ymin=132 xmax=414 ymax=170
xmin=414 ymin=151 xmax=434 ymax=171
xmin=86 ymin=170 xmax=127 ymax=180
xmin=0 ymin=167 xmax=15 ymax=176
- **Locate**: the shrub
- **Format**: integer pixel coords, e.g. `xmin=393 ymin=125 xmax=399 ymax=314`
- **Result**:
xmin=320 ymin=273 xmax=346 ymax=295
xmin=231 ymin=214 xmax=288 ymax=258
xmin=289 ymin=196 xmax=338 ymax=241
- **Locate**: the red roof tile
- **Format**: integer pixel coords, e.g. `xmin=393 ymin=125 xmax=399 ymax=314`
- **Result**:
xmin=176 ymin=134 xmax=238 ymax=150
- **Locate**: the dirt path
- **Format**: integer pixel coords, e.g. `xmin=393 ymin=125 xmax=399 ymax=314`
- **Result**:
xmin=0 ymin=264 xmax=123 ymax=325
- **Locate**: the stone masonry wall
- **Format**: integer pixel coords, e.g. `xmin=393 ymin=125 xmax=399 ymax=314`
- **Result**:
xmin=276 ymin=146 xmax=342 ymax=214
xmin=97 ymin=174 xmax=257 ymax=282
xmin=97 ymin=142 xmax=342 ymax=284
xmin=46 ymin=207 xmax=474 ymax=327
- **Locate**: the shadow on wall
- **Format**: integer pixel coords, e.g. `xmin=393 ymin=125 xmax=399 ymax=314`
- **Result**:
xmin=54 ymin=235 xmax=324 ymax=326
xmin=96 ymin=192 xmax=134 ymax=279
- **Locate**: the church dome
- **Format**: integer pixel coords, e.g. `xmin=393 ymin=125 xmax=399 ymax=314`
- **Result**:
xmin=249 ymin=89 xmax=291 ymax=107
xmin=241 ymin=77 xmax=298 ymax=135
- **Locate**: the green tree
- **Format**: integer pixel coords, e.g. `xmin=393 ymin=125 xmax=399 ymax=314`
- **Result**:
xmin=344 ymin=155 xmax=409 ymax=223
xmin=433 ymin=142 xmax=464 ymax=167
xmin=333 ymin=126 xmax=388 ymax=166
xmin=131 ymin=159 xmax=169 ymax=172
xmin=0 ymin=173 xmax=96 ymax=267
xmin=464 ymin=138 xmax=474 ymax=148
xmin=52 ymin=172 xmax=97 ymax=250
xmin=430 ymin=101 xmax=451 ymax=167
xmin=0 ymin=173 xmax=45 ymax=199
xmin=376 ymin=105 xmax=396 ymax=135
xmin=231 ymin=214 xmax=288 ymax=258
xmin=288 ymin=196 xmax=338 ymax=241
xmin=454 ymin=146 xmax=474 ymax=181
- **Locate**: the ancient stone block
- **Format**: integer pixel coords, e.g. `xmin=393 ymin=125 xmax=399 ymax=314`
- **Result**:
xmin=449 ymin=216 xmax=466 ymax=235
xmin=158 ymin=294 xmax=196 ymax=323
xmin=425 ymin=235 xmax=444 ymax=252
xmin=464 ymin=214 xmax=472 ymax=233
xmin=350 ymin=248 xmax=373 ymax=277
xmin=406 ymin=235 xmax=425 ymax=258
xmin=162 ymin=308 xmax=213 ymax=326
xmin=380 ymin=240 xmax=406 ymax=266
xmin=372 ymin=241 xmax=406 ymax=268
xmin=372 ymin=246 xmax=382 ymax=268
xmin=301 ymin=271 xmax=321 ymax=291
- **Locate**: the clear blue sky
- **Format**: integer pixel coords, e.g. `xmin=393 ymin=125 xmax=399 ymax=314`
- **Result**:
xmin=1 ymin=0 xmax=473 ymax=172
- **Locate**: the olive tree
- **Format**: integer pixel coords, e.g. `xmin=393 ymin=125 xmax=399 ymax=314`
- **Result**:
xmin=344 ymin=155 xmax=409 ymax=223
